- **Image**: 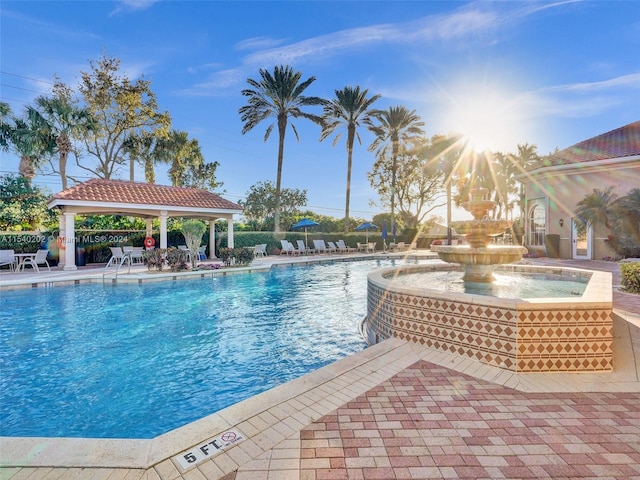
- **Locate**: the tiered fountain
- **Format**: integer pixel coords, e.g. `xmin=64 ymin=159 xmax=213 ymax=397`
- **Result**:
xmin=362 ymin=187 xmax=613 ymax=373
xmin=430 ymin=187 xmax=527 ymax=281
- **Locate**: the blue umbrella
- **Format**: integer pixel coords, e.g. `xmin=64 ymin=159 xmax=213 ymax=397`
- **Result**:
xmin=291 ymin=218 xmax=320 ymax=244
xmin=355 ymin=221 xmax=378 ymax=243
xmin=392 ymin=222 xmax=397 ymax=243
xmin=381 ymin=221 xmax=388 ymax=250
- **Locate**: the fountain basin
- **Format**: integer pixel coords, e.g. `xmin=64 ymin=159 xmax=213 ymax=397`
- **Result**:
xmin=432 ymin=245 xmax=528 ymax=282
xmin=363 ymin=263 xmax=613 ymax=373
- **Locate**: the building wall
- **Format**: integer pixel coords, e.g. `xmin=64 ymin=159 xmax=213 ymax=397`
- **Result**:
xmin=522 ymin=160 xmax=640 ymax=259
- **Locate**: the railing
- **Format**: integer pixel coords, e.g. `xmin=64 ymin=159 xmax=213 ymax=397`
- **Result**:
xmin=102 ymin=253 xmax=132 ymax=282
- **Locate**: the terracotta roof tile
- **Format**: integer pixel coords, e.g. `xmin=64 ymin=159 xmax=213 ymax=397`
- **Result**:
xmin=51 ymin=179 xmax=242 ymax=211
xmin=530 ymin=121 xmax=640 ymax=172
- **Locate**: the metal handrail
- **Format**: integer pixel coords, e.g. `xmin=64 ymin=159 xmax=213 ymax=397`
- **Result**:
xmin=102 ymin=253 xmax=132 ymax=282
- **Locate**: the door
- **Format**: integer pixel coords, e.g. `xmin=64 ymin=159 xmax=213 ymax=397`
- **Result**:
xmin=572 ymin=218 xmax=592 ymax=259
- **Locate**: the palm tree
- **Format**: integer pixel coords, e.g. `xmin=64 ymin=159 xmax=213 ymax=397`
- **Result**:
xmin=574 ymin=187 xmax=617 ymax=231
xmin=366 ymin=106 xmax=425 ymax=236
xmin=239 ymin=65 xmax=325 ymax=232
xmin=9 ymin=108 xmax=55 ymax=184
xmin=320 ymin=86 xmax=380 ymax=233
xmin=34 ymin=94 xmax=95 ymax=190
xmin=0 ymin=102 xmax=12 ymax=151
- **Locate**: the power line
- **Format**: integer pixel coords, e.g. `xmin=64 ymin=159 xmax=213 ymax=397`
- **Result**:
xmin=1 ymin=83 xmax=44 ymax=94
xmin=0 ymin=71 xmax=55 ymax=85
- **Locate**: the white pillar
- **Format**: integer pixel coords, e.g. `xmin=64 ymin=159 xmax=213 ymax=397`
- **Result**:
xmin=227 ymin=217 xmax=234 ymax=248
xmin=145 ymin=219 xmax=153 ymax=237
xmin=160 ymin=211 xmax=168 ymax=249
xmin=208 ymin=220 xmax=216 ymax=258
xmin=63 ymin=212 xmax=77 ymax=271
xmin=58 ymin=213 xmax=66 ymax=269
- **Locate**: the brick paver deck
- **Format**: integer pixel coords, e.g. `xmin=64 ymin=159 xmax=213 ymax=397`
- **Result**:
xmin=300 ymin=360 xmax=640 ymax=479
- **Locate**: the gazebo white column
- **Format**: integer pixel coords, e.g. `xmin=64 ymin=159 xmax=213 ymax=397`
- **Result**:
xmin=63 ymin=211 xmax=77 ymax=271
xmin=145 ymin=219 xmax=153 ymax=238
xmin=159 ymin=211 xmax=168 ymax=249
xmin=208 ymin=220 xmax=216 ymax=258
xmin=227 ymin=217 xmax=234 ymax=248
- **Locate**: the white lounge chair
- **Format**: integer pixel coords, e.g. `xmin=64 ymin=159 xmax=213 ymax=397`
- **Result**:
xmin=0 ymin=249 xmax=17 ymax=271
xmin=337 ymin=240 xmax=355 ymax=253
xmin=123 ymin=246 xmax=144 ymax=264
xmin=313 ymin=239 xmax=328 ymax=254
xmin=326 ymin=241 xmax=339 ymax=253
xmin=107 ymin=247 xmax=131 ymax=268
xmin=22 ymin=249 xmax=51 ymax=272
xmin=297 ymin=240 xmax=314 ymax=255
xmin=280 ymin=240 xmax=299 ymax=255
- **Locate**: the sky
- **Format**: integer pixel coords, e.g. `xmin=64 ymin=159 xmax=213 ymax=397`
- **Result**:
xmin=1 ymin=0 xmax=639 ymax=223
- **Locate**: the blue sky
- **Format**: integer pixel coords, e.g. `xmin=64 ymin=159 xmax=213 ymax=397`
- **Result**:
xmin=1 ymin=0 xmax=639 ymax=222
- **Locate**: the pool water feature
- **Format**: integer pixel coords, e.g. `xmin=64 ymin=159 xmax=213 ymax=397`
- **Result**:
xmin=389 ymin=269 xmax=588 ymax=298
xmin=364 ymin=263 xmax=613 ymax=373
xmin=0 ymin=258 xmax=414 ymax=439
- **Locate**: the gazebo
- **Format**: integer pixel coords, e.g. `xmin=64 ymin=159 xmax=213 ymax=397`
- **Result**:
xmin=47 ymin=179 xmax=243 ymax=270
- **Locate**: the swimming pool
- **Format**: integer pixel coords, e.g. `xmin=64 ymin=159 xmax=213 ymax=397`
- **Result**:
xmin=1 ymin=258 xmax=415 ymax=439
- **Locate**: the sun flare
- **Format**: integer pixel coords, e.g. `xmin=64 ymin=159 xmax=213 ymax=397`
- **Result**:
xmin=440 ymin=81 xmax=527 ymax=154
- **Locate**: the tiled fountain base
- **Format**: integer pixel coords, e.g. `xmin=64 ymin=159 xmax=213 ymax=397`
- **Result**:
xmin=365 ymin=265 xmax=613 ymax=373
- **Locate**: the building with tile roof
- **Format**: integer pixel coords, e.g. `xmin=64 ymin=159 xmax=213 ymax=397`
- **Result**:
xmin=520 ymin=121 xmax=640 ymax=260
xmin=47 ymin=179 xmax=243 ymax=270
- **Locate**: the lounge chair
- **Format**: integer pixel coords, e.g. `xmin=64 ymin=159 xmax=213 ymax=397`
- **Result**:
xmin=22 ymin=249 xmax=51 ymax=272
xmin=326 ymin=241 xmax=339 ymax=253
xmin=0 ymin=249 xmax=17 ymax=271
xmin=280 ymin=240 xmax=299 ymax=255
xmin=123 ymin=246 xmax=144 ymax=264
xmin=297 ymin=240 xmax=314 ymax=255
xmin=313 ymin=239 xmax=328 ymax=254
xmin=337 ymin=240 xmax=356 ymax=253
xmin=107 ymin=246 xmax=131 ymax=268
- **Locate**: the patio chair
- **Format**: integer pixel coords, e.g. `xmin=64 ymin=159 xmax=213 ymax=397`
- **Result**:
xmin=280 ymin=240 xmax=299 ymax=255
xmin=356 ymin=242 xmax=367 ymax=252
xmin=337 ymin=240 xmax=355 ymax=253
xmin=178 ymin=245 xmax=192 ymax=262
xmin=313 ymin=239 xmax=328 ymax=254
xmin=254 ymin=244 xmax=267 ymax=258
xmin=22 ymin=249 xmax=51 ymax=273
xmin=198 ymin=246 xmax=207 ymax=260
xmin=297 ymin=240 xmax=314 ymax=255
xmin=0 ymin=249 xmax=17 ymax=271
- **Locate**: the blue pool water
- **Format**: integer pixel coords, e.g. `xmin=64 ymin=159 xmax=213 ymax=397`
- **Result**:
xmin=0 ymin=258 xmax=413 ymax=439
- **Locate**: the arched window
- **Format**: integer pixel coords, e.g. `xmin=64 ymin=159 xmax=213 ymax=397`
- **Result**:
xmin=529 ymin=204 xmax=546 ymax=246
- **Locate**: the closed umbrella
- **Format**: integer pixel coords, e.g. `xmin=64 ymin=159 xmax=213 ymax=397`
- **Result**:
xmin=381 ymin=221 xmax=388 ymax=250
xmin=291 ymin=218 xmax=320 ymax=245
xmin=355 ymin=221 xmax=378 ymax=243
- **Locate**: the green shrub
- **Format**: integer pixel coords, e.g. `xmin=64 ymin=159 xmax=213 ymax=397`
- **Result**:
xmin=620 ymin=262 xmax=640 ymax=294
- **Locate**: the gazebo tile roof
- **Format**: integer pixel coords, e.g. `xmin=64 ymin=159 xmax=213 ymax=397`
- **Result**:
xmin=529 ymin=120 xmax=640 ymax=171
xmin=51 ymin=179 xmax=242 ymax=211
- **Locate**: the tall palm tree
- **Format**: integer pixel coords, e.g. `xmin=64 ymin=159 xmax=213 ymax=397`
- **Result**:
xmin=9 ymin=108 xmax=55 ymax=184
xmin=320 ymin=86 xmax=380 ymax=233
xmin=34 ymin=94 xmax=95 ymax=190
xmin=366 ymin=106 xmax=425 ymax=236
xmin=0 ymin=102 xmax=12 ymax=151
xmin=239 ymin=65 xmax=325 ymax=232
